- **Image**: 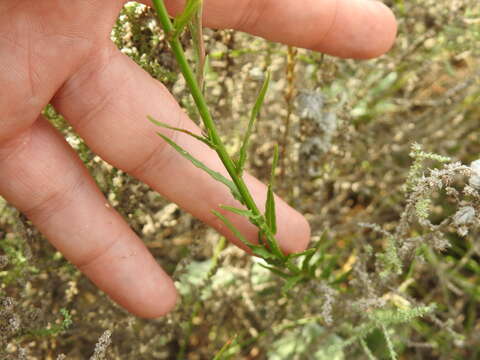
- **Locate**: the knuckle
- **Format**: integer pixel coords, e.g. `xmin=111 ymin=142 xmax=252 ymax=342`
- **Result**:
xmin=0 ymin=128 xmax=33 ymax=164
xmin=0 ymin=81 xmax=41 ymax=144
xmin=53 ymin=46 xmax=121 ymax=133
xmin=0 ymin=40 xmax=43 ymax=143
xmin=22 ymin=173 xmax=85 ymax=228
xmin=75 ymin=236 xmax=119 ymax=270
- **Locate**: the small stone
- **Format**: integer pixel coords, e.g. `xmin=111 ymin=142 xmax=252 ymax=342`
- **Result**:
xmin=248 ymin=67 xmax=265 ymax=82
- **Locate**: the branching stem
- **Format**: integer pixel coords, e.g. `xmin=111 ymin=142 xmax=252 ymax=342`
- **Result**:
xmin=151 ymin=0 xmax=285 ymax=259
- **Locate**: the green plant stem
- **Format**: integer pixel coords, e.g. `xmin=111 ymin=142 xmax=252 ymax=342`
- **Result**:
xmin=151 ymin=0 xmax=285 ymax=259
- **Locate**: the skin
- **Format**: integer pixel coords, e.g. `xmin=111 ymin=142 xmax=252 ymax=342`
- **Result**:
xmin=0 ymin=0 xmax=397 ymax=318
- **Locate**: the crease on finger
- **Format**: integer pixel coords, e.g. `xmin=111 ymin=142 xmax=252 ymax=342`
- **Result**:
xmin=312 ymin=0 xmax=340 ymax=52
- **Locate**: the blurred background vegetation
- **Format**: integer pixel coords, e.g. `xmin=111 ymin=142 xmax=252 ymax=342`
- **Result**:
xmin=1 ymin=0 xmax=480 ymax=358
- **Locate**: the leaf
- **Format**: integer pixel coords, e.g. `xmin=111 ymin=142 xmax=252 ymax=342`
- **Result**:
xmin=269 ymin=144 xmax=279 ymax=186
xmin=302 ymin=232 xmax=329 ymax=272
xmin=319 ymin=255 xmax=339 ymax=280
xmin=288 ymin=248 xmax=316 ymax=260
xmin=257 ymin=230 xmax=265 ymax=246
xmin=220 ymin=205 xmax=265 ymax=230
xmin=283 ymin=260 xmax=301 ymax=274
xmin=220 ymin=205 xmax=254 ymax=218
xmin=265 ymin=145 xmax=279 ymax=234
xmin=257 ymin=222 xmax=285 ymax=260
xmin=265 ymin=186 xmax=276 ymax=233
xmin=173 ymin=0 xmax=202 ymax=38
xmin=212 ymin=210 xmax=253 ymax=249
xmin=188 ymin=4 xmax=206 ymax=89
xmin=257 ymin=263 xmax=291 ymax=279
xmin=213 ymin=210 xmax=278 ymax=262
xmin=307 ymin=250 xmax=325 ymax=278
xmin=302 ymin=243 xmax=322 ymax=272
xmin=157 ymin=133 xmax=242 ymax=201
xmin=213 ymin=335 xmax=238 ymax=360
xmin=211 ymin=211 xmax=282 ymax=266
xmin=198 ymin=54 xmax=209 ymax=92
xmin=148 ymin=116 xmax=214 ymax=148
xmin=251 ymin=246 xmax=276 ymax=260
xmin=236 ymin=72 xmax=271 ymax=175
xmin=282 ymin=274 xmax=304 ymax=294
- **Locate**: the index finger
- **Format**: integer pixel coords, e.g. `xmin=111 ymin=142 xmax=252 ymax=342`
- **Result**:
xmin=160 ymin=0 xmax=397 ymax=59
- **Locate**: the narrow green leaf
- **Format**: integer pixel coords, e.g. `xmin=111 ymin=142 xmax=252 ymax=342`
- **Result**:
xmin=284 ymin=259 xmax=302 ymax=274
xmin=221 ymin=205 xmax=264 ymax=230
xmin=201 ymin=54 xmax=209 ymax=89
xmin=173 ymin=0 xmax=202 ymax=38
xmin=270 ymin=144 xmax=279 ymax=185
xmin=148 ymin=116 xmax=214 ymax=148
xmin=265 ymin=186 xmax=276 ymax=233
xmin=360 ymin=338 xmax=378 ymax=360
xmin=213 ymin=210 xmax=277 ymax=261
xmin=382 ymin=325 xmax=398 ymax=360
xmin=251 ymin=246 xmax=276 ymax=260
xmin=237 ymin=72 xmax=271 ymax=175
xmin=157 ymin=133 xmax=242 ymax=201
xmin=220 ymin=205 xmax=253 ymax=218
xmin=302 ymin=240 xmax=323 ymax=272
xmin=319 ymin=255 xmax=339 ymax=279
xmin=258 ymin=222 xmax=285 ymax=260
xmin=212 ymin=210 xmax=253 ymax=249
xmin=257 ymin=263 xmax=291 ymax=279
xmin=282 ymin=274 xmax=304 ymax=294
xmin=188 ymin=4 xmax=206 ymax=89
xmin=308 ymin=250 xmax=325 ymax=278
xmin=213 ymin=335 xmax=238 ymax=360
xmin=288 ymin=248 xmax=316 ymax=260
xmin=265 ymin=145 xmax=279 ymax=234
xmin=257 ymin=230 xmax=265 ymax=246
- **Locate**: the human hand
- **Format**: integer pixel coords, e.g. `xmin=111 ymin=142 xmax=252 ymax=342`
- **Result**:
xmin=0 ymin=0 xmax=396 ymax=318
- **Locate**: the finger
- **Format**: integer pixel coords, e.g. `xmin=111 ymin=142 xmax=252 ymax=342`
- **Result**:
xmin=53 ymin=44 xmax=310 ymax=254
xmin=150 ymin=0 xmax=397 ymax=59
xmin=0 ymin=118 xmax=177 ymax=318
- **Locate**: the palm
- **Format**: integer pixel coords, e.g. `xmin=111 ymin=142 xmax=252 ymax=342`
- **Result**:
xmin=0 ymin=0 xmax=396 ymax=318
xmin=1 ymin=1 xmax=116 ymax=138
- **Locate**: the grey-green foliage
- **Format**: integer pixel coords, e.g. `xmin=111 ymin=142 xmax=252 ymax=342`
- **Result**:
xmin=2 ymin=0 xmax=480 ymax=358
xmin=28 ymin=308 xmax=73 ymax=338
xmin=111 ymin=2 xmax=178 ymax=85
xmin=406 ymin=143 xmax=451 ymax=192
xmin=0 ymin=208 xmax=39 ymax=296
xmin=376 ymin=235 xmax=402 ymax=279
xmin=1 ymin=295 xmax=72 ymax=358
xmin=333 ymin=305 xmax=436 ymax=358
xmin=89 ymin=330 xmax=113 ymax=360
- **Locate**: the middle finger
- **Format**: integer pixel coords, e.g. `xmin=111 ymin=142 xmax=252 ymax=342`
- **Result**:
xmin=52 ymin=42 xmax=311 ymax=254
